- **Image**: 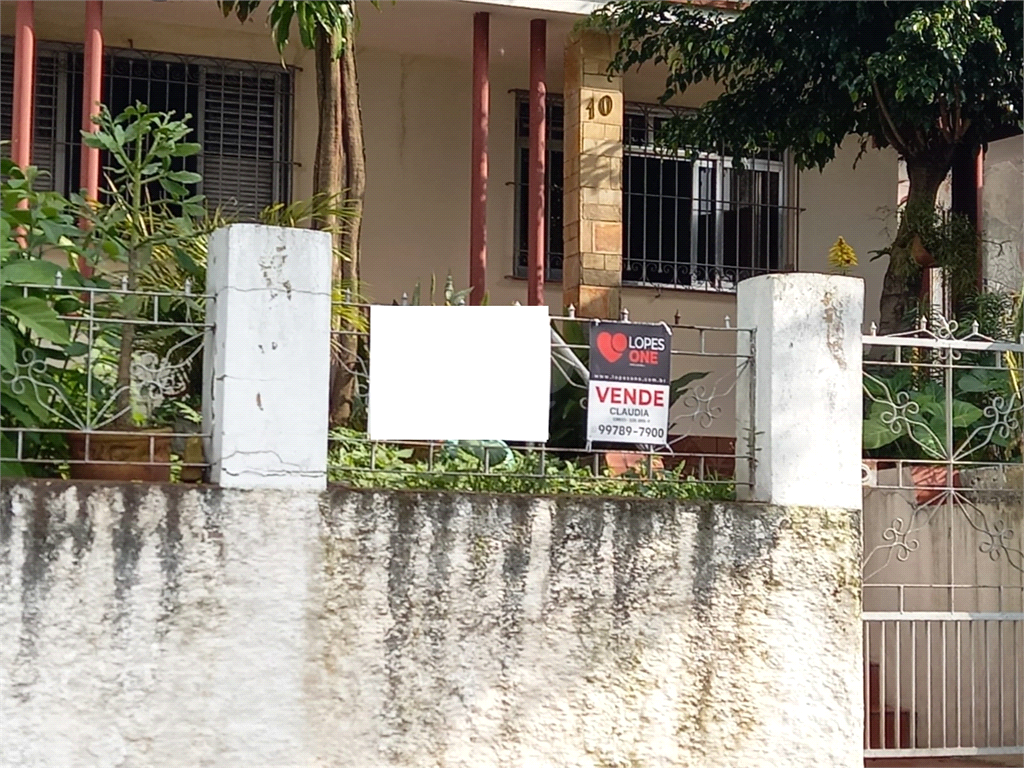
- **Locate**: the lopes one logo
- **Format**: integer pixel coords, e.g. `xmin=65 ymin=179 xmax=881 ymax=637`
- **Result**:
xmin=595 ymin=330 xmax=667 ymax=365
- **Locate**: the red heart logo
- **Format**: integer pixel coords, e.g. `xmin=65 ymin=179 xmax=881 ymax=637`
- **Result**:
xmin=596 ymin=331 xmax=628 ymax=363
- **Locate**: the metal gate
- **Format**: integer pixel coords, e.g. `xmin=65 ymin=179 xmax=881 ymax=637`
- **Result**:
xmin=861 ymin=314 xmax=1024 ymax=762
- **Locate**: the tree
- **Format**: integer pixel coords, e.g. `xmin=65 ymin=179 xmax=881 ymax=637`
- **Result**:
xmin=218 ymin=0 xmax=372 ymax=424
xmin=592 ymin=1 xmax=1023 ymax=333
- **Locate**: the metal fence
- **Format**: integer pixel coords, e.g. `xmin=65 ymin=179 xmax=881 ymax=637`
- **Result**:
xmin=861 ymin=312 xmax=1024 ymax=759
xmin=327 ymin=302 xmax=755 ymax=498
xmin=0 ymin=280 xmax=211 ymax=481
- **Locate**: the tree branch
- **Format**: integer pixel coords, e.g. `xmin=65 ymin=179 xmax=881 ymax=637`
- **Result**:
xmin=871 ymin=76 xmax=912 ymax=156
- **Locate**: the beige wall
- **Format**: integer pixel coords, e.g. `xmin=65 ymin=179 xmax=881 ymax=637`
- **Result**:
xmin=4 ymin=1 xmax=896 ymax=325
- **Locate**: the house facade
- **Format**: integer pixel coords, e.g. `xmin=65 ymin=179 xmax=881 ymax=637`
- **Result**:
xmin=3 ymin=0 xmax=901 ymax=330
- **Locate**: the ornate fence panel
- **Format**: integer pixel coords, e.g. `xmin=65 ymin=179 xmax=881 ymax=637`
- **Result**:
xmin=326 ymin=301 xmax=755 ymax=499
xmin=862 ymin=314 xmax=1024 ymax=760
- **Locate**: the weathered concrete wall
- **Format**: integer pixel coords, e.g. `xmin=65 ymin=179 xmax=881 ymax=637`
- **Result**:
xmin=1 ymin=481 xmax=862 ymax=767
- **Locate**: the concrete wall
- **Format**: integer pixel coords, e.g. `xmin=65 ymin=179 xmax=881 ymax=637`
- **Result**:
xmin=982 ymin=136 xmax=1024 ymax=294
xmin=1 ymin=480 xmax=863 ymax=767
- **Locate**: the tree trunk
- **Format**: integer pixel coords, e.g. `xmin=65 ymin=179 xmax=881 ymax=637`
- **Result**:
xmin=328 ymin=23 xmax=365 ymax=427
xmin=312 ymin=30 xmax=344 ymax=227
xmin=876 ymin=157 xmax=952 ymax=336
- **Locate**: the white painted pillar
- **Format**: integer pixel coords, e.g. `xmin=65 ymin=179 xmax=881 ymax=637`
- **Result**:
xmin=736 ymin=273 xmax=864 ymax=508
xmin=203 ymin=224 xmax=333 ymax=490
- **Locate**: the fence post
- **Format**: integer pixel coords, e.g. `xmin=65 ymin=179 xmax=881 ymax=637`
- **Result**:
xmin=202 ymin=224 xmax=333 ymax=490
xmin=736 ymin=273 xmax=864 ymax=508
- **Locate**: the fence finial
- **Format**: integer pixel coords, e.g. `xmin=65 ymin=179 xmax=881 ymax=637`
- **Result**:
xmin=513 ymin=300 xmax=521 ymax=306
xmin=567 ymin=304 xmax=576 ymax=318
xmin=55 ymin=270 xmax=62 ymax=287
xmin=620 ymin=308 xmax=629 ymax=322
xmin=971 ymin=319 xmax=980 ymax=336
xmin=184 ymin=278 xmax=192 ymax=296
xmin=869 ymin=321 xmax=877 ymax=336
xmin=121 ymin=275 xmax=129 ymax=292
xmin=401 ymin=292 xmax=409 ymax=306
xmin=344 ymin=287 xmax=352 ymax=303
xmin=919 ymin=315 xmax=928 ymax=331
xmin=674 ymin=310 xmax=680 ymax=325
xmin=724 ymin=315 xmax=731 ymax=329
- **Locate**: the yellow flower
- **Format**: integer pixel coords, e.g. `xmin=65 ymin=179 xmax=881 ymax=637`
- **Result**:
xmin=829 ymin=236 xmax=857 ymax=275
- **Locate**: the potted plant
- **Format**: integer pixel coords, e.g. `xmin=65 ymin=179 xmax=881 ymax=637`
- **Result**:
xmin=65 ymin=103 xmax=208 ymax=481
xmin=0 ymin=159 xmax=95 ymax=477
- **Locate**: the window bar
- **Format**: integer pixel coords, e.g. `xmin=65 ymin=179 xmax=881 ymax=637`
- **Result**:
xmin=927 ymin=620 xmax=933 ymax=748
xmin=895 ymin=619 xmax=901 ymax=749
xmin=910 ymin=621 xmax=917 ymax=748
xmin=956 ymin=619 xmax=962 ymax=746
xmin=864 ymin=622 xmax=871 ymax=749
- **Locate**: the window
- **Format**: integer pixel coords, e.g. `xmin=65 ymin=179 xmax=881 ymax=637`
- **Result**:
xmin=514 ymin=95 xmax=564 ymax=280
xmin=513 ymin=93 xmax=795 ymax=291
xmin=1 ymin=40 xmax=292 ymax=219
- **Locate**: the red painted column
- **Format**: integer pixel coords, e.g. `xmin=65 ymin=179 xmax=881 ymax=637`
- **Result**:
xmin=974 ymin=146 xmax=985 ymax=292
xmin=80 ymin=0 xmax=104 ymax=202
xmin=11 ymin=0 xmax=35 ymax=173
xmin=527 ymin=19 xmax=547 ymax=306
xmin=469 ymin=12 xmax=489 ymax=306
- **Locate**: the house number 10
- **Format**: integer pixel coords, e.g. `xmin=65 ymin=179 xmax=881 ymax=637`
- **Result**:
xmin=586 ymin=95 xmax=614 ymax=119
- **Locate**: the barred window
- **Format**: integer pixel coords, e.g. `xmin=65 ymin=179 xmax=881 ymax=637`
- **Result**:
xmin=1 ymin=40 xmax=292 ymax=219
xmin=513 ymin=92 xmax=795 ymax=292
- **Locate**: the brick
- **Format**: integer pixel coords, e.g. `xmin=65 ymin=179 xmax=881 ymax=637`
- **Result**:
xmin=582 ymin=187 xmax=621 ymax=207
xmin=583 ymin=203 xmax=622 ymax=221
xmin=581 ymin=265 xmax=620 ymax=287
xmin=594 ymin=222 xmax=622 ymax=254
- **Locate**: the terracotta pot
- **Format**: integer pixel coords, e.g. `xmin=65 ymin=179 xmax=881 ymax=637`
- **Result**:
xmin=67 ymin=429 xmax=173 ymax=482
xmin=604 ymin=451 xmax=665 ymax=477
xmin=910 ymin=464 xmax=958 ymax=505
xmin=911 ymin=236 xmax=934 ymax=268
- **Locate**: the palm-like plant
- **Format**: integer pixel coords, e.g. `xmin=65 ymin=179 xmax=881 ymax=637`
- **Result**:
xmin=217 ymin=0 xmax=378 ymax=427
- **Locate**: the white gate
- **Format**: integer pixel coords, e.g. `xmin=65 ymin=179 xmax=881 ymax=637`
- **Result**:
xmin=861 ymin=314 xmax=1024 ymax=761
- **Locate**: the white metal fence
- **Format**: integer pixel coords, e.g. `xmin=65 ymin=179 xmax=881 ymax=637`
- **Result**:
xmin=862 ymin=313 xmax=1024 ymax=759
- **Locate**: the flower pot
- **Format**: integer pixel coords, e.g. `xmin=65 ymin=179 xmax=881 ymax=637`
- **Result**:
xmin=911 ymin=236 xmax=934 ymax=268
xmin=67 ymin=428 xmax=173 ymax=482
xmin=910 ymin=464 xmax=957 ymax=505
xmin=604 ymin=451 xmax=665 ymax=478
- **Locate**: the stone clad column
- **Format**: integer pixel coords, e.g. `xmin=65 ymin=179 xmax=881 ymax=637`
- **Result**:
xmin=562 ymin=30 xmax=623 ymax=318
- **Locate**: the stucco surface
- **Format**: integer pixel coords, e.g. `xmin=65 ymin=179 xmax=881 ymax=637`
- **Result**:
xmin=1 ymin=481 xmax=861 ymax=767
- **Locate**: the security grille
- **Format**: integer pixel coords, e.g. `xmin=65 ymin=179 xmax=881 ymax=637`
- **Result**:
xmin=1 ymin=39 xmax=292 ymax=219
xmin=513 ymin=92 xmax=798 ymax=291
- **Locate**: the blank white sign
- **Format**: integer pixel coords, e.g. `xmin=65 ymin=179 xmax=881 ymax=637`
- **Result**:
xmin=368 ymin=305 xmax=551 ymax=442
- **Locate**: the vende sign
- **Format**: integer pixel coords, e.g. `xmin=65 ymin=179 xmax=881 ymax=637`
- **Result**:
xmin=586 ymin=321 xmax=671 ymax=445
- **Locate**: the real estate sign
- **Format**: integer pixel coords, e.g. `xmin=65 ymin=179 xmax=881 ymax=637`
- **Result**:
xmin=586 ymin=321 xmax=671 ymax=445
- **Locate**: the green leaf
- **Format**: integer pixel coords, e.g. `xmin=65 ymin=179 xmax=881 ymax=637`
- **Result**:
xmin=670 ymin=370 xmax=709 ymax=407
xmin=0 ymin=259 xmax=63 ymax=286
xmin=863 ymin=418 xmax=901 ymax=450
xmin=170 ymin=142 xmax=202 ymax=158
xmin=166 ymin=170 xmax=202 ymax=185
xmin=3 ymin=296 xmax=70 ymax=345
xmin=950 ymin=400 xmax=983 ymax=428
xmin=0 ymin=324 xmax=15 ymax=370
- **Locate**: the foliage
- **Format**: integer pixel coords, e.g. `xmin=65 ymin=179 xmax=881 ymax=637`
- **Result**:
xmin=217 ymin=0 xmax=363 ymax=59
xmin=591 ymin=1 xmax=1022 ymax=170
xmin=592 ymin=1 xmax=1023 ymax=333
xmin=0 ymin=160 xmax=96 ymax=475
xmin=327 ymin=428 xmax=734 ymax=499
xmin=398 ymin=272 xmax=477 ymax=307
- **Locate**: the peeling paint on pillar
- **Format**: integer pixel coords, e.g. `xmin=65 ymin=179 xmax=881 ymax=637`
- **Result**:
xmin=2 ymin=481 xmax=862 ymax=767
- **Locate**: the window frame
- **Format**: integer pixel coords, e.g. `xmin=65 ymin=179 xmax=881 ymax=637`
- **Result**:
xmin=1 ymin=37 xmax=294 ymax=218
xmin=512 ymin=91 xmax=799 ymax=292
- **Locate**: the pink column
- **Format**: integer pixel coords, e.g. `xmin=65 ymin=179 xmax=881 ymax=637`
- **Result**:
xmin=974 ymin=147 xmax=984 ymax=292
xmin=527 ymin=19 xmax=547 ymax=306
xmin=11 ymin=0 xmax=35 ymax=172
xmin=469 ymin=12 xmax=489 ymax=306
xmin=80 ymin=0 xmax=104 ymax=202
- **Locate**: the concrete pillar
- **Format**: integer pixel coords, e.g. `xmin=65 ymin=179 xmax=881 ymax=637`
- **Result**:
xmin=527 ymin=18 xmax=546 ymax=307
xmin=562 ymin=30 xmax=623 ymax=318
xmin=469 ymin=12 xmax=489 ymax=306
xmin=203 ymin=224 xmax=333 ymax=490
xmin=736 ymin=273 xmax=864 ymax=509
